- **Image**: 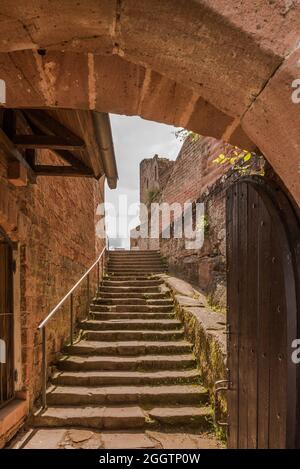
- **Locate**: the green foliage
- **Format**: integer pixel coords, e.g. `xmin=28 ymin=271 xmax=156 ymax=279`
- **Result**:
xmin=196 ymin=213 xmax=210 ymax=235
xmin=213 ymin=147 xmax=264 ymax=176
xmin=175 ymin=128 xmax=264 ymax=177
xmin=175 ymin=129 xmax=201 ymax=142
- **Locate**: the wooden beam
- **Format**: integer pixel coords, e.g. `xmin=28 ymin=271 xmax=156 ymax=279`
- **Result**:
xmin=2 ymin=109 xmax=16 ymax=138
xmin=0 ymin=127 xmax=35 ymax=184
xmin=33 ymin=165 xmax=94 ymax=178
xmin=12 ymin=134 xmax=85 ymax=150
xmin=22 ymin=110 xmax=85 ymax=147
xmin=7 ymin=160 xmax=28 ymax=186
xmin=54 ymin=149 xmax=92 ymax=173
xmin=25 ymin=149 xmax=36 ymax=167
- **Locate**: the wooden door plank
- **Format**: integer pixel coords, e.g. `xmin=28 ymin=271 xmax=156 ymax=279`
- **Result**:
xmin=257 ymin=200 xmax=272 ymax=448
xmin=246 ymin=186 xmax=259 ymax=448
xmin=226 ymin=185 xmax=239 ymax=448
xmin=237 ymin=181 xmax=249 ymax=448
xmin=268 ymin=233 xmax=287 ymax=448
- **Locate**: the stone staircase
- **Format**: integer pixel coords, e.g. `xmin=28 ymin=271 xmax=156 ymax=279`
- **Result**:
xmin=33 ymin=250 xmax=212 ymax=433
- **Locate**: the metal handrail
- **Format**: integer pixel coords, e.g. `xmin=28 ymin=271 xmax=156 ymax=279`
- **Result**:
xmin=38 ymin=247 xmax=107 ymax=409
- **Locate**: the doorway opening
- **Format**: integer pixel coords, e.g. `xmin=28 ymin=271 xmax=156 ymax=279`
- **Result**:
xmin=0 ymin=228 xmax=15 ymax=409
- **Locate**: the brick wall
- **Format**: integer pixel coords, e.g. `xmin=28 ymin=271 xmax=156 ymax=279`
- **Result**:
xmin=0 ymin=149 xmax=105 ymax=407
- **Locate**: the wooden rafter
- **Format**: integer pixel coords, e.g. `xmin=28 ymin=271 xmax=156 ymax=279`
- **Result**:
xmin=12 ymin=134 xmax=85 ymax=150
xmin=32 ymin=165 xmax=94 ymax=177
xmin=0 ymin=126 xmax=35 ymax=184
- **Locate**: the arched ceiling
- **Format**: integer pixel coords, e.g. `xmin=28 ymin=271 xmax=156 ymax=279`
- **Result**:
xmin=0 ymin=0 xmax=299 ymax=203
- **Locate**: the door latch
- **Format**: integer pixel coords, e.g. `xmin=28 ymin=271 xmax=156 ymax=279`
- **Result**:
xmin=214 ymin=379 xmax=229 ymax=427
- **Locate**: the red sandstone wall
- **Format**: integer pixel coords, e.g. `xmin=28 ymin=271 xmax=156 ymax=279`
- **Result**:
xmin=160 ymin=136 xmax=231 ymax=206
xmin=156 ymin=136 xmax=231 ymax=309
xmin=0 ymin=149 xmax=105 ymax=406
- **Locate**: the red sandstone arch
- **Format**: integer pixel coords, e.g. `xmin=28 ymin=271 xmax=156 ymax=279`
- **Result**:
xmin=0 ymin=1 xmax=299 ymax=203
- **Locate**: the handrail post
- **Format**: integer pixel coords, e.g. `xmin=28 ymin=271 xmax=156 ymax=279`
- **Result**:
xmin=87 ymin=273 xmax=90 ymax=315
xmin=41 ymin=326 xmax=47 ymax=409
xmin=102 ymin=251 xmax=105 ymax=278
xmin=97 ymin=260 xmax=100 ymax=294
xmin=70 ymin=292 xmax=74 ymax=345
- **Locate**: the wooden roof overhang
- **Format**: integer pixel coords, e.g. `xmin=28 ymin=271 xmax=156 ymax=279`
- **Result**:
xmin=0 ymin=108 xmax=118 ymax=189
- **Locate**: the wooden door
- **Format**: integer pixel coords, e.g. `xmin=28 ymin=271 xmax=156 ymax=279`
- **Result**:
xmin=226 ymin=177 xmax=300 ymax=448
xmin=0 ymin=236 xmax=14 ymax=408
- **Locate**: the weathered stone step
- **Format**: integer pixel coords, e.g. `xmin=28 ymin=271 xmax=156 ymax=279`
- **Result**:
xmin=103 ymin=279 xmax=162 ymax=286
xmin=92 ymin=298 xmax=172 ymax=306
xmin=33 ymin=406 xmax=145 ymax=430
xmin=108 ymin=260 xmax=165 ymax=265
xmin=98 ymin=292 xmax=167 ymax=299
xmin=90 ymin=312 xmax=175 ymax=320
xmin=80 ymin=319 xmax=181 ymax=332
xmin=57 ymin=353 xmax=196 ymax=371
xmin=147 ymin=406 xmax=211 ymax=429
xmin=92 ymin=304 xmax=173 ymax=313
xmin=108 ymin=268 xmax=165 ymax=273
xmin=52 ymin=369 xmax=201 ymax=386
xmin=83 ymin=329 xmax=184 ymax=342
xmin=33 ymin=404 xmax=211 ymax=430
xmin=109 ymin=251 xmax=159 ymax=257
xmin=65 ymin=340 xmax=192 ymax=356
xmin=105 ymin=272 xmax=161 ymax=280
xmin=108 ymin=265 xmax=164 ymax=270
xmin=100 ymin=286 xmax=161 ymax=294
xmin=47 ymin=384 xmax=208 ymax=406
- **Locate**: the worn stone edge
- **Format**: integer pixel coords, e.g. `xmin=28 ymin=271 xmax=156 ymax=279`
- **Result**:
xmin=160 ymin=274 xmax=227 ymax=425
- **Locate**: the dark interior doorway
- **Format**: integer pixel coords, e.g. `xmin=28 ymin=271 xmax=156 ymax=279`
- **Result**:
xmin=0 ymin=228 xmax=14 ymax=408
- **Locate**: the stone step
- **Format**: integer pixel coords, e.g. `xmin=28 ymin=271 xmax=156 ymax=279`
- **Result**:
xmin=33 ymin=405 xmax=211 ymax=430
xmin=147 ymin=406 xmax=211 ymax=429
xmin=108 ymin=260 xmax=165 ymax=265
xmin=102 ymin=280 xmax=162 ymax=286
xmin=52 ymin=369 xmax=201 ymax=386
xmin=108 ymin=265 xmax=165 ymax=271
xmin=57 ymin=353 xmax=196 ymax=371
xmin=106 ymin=274 xmax=162 ymax=279
xmin=109 ymin=251 xmax=160 ymax=257
xmin=47 ymin=384 xmax=208 ymax=406
xmin=90 ymin=312 xmax=175 ymax=320
xmin=108 ymin=268 xmax=165 ymax=273
xmin=98 ymin=292 xmax=167 ymax=299
xmin=92 ymin=298 xmax=172 ymax=306
xmin=92 ymin=304 xmax=173 ymax=313
xmin=100 ymin=286 xmax=161 ymax=294
xmin=80 ymin=319 xmax=181 ymax=332
xmin=33 ymin=406 xmax=145 ymax=430
xmin=82 ymin=329 xmax=184 ymax=342
xmin=64 ymin=340 xmax=192 ymax=356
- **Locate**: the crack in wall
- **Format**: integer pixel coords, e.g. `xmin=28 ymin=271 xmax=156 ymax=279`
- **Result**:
xmin=239 ymin=57 xmax=285 ymax=130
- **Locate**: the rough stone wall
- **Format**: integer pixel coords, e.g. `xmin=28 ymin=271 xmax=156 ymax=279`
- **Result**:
xmin=0 ymin=149 xmax=105 ymax=407
xmin=157 ymin=136 xmax=234 ymax=310
xmin=160 ymin=136 xmax=229 ymax=206
xmin=140 ymin=155 xmax=174 ymax=206
xmin=160 ymin=180 xmax=227 ymax=310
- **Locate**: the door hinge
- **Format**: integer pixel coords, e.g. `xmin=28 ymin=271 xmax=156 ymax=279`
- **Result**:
xmin=12 ymin=259 xmax=17 ymax=273
xmin=14 ymin=369 xmax=18 ymax=382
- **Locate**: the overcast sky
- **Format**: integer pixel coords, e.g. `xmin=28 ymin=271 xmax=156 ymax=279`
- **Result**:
xmin=105 ymin=114 xmax=182 ymax=249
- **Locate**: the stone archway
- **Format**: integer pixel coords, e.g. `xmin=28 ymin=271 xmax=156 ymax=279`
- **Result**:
xmin=0 ymin=1 xmax=299 ymax=204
